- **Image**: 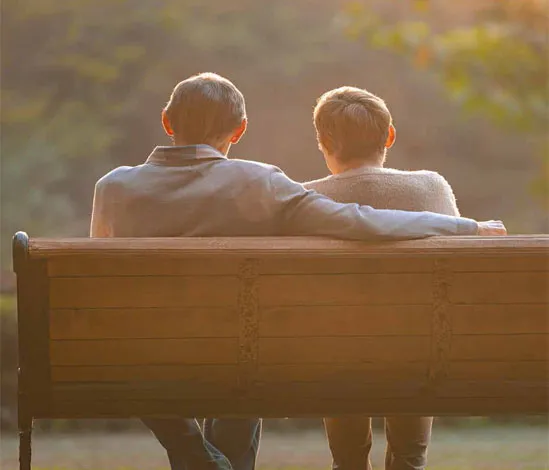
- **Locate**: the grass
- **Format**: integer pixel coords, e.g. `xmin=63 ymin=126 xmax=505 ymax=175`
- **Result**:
xmin=0 ymin=294 xmax=16 ymax=316
xmin=2 ymin=424 xmax=548 ymax=470
xmin=26 ymin=467 xmax=549 ymax=470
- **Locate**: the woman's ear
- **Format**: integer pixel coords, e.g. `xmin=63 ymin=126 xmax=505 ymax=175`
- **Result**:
xmin=230 ymin=119 xmax=247 ymax=144
xmin=161 ymin=110 xmax=174 ymax=137
xmin=385 ymin=124 xmax=396 ymax=149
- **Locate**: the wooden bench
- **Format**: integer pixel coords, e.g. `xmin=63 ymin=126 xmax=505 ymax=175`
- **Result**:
xmin=13 ymin=231 xmax=549 ymax=469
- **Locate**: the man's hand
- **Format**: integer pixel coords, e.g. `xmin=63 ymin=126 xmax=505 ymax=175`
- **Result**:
xmin=477 ymin=220 xmax=507 ymax=236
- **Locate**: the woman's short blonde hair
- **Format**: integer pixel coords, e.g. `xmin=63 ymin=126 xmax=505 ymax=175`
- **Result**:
xmin=164 ymin=72 xmax=246 ymax=146
xmin=314 ymin=86 xmax=392 ymax=164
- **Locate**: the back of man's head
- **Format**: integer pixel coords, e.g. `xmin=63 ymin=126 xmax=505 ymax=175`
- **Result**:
xmin=164 ymin=72 xmax=246 ymax=147
xmin=314 ymin=86 xmax=392 ymax=166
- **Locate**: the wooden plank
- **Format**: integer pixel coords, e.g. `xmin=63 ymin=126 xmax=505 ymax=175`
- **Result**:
xmin=50 ymin=363 xmax=548 ymax=384
xmin=449 ymin=361 xmax=548 ymax=380
xmin=28 ymin=236 xmax=549 ymax=259
xmin=255 ymin=363 xmax=427 ymax=382
xmin=450 ymin=256 xmax=549 ymax=273
xmin=451 ymin=335 xmax=548 ymax=361
xmin=259 ymin=305 xmax=431 ymax=336
xmin=258 ymin=337 xmax=430 ymax=364
xmin=259 ymin=274 xmax=432 ymax=306
xmin=451 ymin=305 xmax=549 ymax=334
xmin=51 ymin=382 xmax=237 ymax=401
xmin=50 ymin=308 xmax=238 ymax=340
xmin=260 ymin=255 xmax=549 ymax=275
xmin=51 ymin=363 xmax=429 ymax=384
xmin=48 ymin=257 xmax=240 ymax=277
xmin=252 ymin=381 xmax=547 ymax=400
xmin=260 ymin=258 xmax=433 ymax=274
xmin=50 ymin=339 xmax=238 ymax=365
xmin=253 ymin=381 xmax=423 ymax=399
xmin=50 ymin=380 xmax=421 ymax=401
xmin=51 ymin=365 xmax=239 ymax=383
xmin=434 ymin=381 xmax=547 ymax=398
xmin=44 ymin=395 xmax=548 ymax=419
xmin=450 ymin=272 xmax=548 ymax=304
xmin=49 ymin=276 xmax=239 ymax=309
xmin=48 ymin=381 xmax=424 ymax=403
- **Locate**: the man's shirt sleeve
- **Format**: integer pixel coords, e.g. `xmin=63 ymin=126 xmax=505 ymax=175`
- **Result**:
xmin=269 ymin=169 xmax=478 ymax=239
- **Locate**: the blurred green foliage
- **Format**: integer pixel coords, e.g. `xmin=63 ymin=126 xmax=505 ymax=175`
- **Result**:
xmin=1 ymin=0 xmax=187 ymax=262
xmin=344 ymin=0 xmax=548 ymax=206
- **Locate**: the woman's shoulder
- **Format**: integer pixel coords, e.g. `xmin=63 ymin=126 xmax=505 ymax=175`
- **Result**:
xmin=379 ymin=168 xmax=453 ymax=189
xmin=379 ymin=167 xmax=445 ymax=179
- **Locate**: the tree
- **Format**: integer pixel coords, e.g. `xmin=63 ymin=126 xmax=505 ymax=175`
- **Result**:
xmin=0 ymin=0 xmax=190 ymax=263
xmin=343 ymin=0 xmax=548 ymax=207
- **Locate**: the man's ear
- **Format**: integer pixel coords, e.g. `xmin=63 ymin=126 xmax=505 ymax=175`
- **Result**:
xmin=161 ymin=110 xmax=174 ymax=137
xmin=230 ymin=119 xmax=247 ymax=144
xmin=317 ymin=133 xmax=330 ymax=154
xmin=385 ymin=124 xmax=396 ymax=149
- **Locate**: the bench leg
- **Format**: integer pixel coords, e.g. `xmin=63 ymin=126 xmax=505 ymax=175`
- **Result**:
xmin=18 ymin=415 xmax=32 ymax=470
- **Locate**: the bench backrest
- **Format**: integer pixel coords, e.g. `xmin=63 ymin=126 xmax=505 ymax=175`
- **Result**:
xmin=13 ymin=233 xmax=549 ymax=419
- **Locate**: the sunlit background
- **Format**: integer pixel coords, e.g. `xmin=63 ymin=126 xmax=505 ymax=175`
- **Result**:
xmin=1 ymin=0 xmax=548 ymax=468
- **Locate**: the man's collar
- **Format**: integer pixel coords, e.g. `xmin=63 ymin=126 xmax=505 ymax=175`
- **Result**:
xmin=145 ymin=144 xmax=227 ymax=166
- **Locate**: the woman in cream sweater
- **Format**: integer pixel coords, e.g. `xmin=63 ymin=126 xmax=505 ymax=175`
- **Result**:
xmin=304 ymin=86 xmax=460 ymax=470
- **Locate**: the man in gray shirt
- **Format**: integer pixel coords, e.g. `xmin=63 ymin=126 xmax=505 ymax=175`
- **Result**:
xmin=90 ymin=73 xmax=506 ymax=470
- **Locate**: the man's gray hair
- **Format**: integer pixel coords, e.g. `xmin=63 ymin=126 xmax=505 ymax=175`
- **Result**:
xmin=164 ymin=72 xmax=246 ymax=146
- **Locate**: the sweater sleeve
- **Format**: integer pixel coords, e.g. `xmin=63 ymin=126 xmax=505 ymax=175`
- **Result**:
xmin=429 ymin=173 xmax=461 ymax=217
xmin=269 ymin=169 xmax=477 ymax=239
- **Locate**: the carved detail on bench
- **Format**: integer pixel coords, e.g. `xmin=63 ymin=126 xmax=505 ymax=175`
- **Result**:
xmin=428 ymin=258 xmax=453 ymax=388
xmin=237 ymin=258 xmax=260 ymax=396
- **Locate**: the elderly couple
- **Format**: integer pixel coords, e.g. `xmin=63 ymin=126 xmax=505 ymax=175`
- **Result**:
xmin=91 ymin=73 xmax=506 ymax=470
